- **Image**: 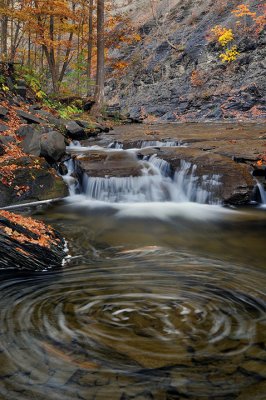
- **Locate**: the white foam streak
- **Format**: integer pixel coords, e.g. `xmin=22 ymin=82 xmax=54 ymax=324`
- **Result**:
xmin=65 ymin=196 xmax=235 ymax=221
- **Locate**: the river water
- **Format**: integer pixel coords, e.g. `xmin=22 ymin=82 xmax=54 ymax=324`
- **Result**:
xmin=0 ymin=126 xmax=265 ymax=400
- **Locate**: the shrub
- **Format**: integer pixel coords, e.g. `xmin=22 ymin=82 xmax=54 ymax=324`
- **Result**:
xmin=219 ymin=46 xmax=239 ymax=63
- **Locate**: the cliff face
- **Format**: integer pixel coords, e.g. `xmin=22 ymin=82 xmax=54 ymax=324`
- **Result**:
xmin=107 ymin=0 xmax=266 ymax=122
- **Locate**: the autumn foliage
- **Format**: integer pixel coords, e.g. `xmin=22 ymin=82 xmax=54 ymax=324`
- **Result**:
xmin=208 ymin=3 xmax=266 ymax=63
xmin=0 ymin=210 xmax=59 ymax=248
xmin=0 ymin=0 xmax=141 ymax=94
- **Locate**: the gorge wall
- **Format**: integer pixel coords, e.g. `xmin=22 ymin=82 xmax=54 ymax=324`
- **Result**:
xmin=107 ymin=0 xmax=266 ymax=122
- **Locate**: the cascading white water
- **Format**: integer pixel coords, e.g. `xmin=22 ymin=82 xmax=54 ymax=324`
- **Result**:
xmin=108 ymin=141 xmax=123 ymax=149
xmin=62 ymin=157 xmax=79 ymax=196
xmin=257 ymin=182 xmax=266 ymax=206
xmin=140 ymin=140 xmax=181 ymax=148
xmin=108 ymin=140 xmax=185 ymax=150
xmin=65 ymin=141 xmax=222 ymax=204
xmin=78 ymin=152 xmax=221 ymax=204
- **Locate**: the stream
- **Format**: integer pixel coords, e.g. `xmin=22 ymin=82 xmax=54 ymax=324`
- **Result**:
xmin=0 ymin=125 xmax=265 ymax=400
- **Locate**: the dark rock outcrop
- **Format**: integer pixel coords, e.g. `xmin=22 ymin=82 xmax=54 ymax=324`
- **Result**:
xmin=16 ymin=110 xmax=45 ymax=124
xmin=0 ymin=210 xmax=66 ymax=271
xmin=107 ymin=0 xmax=266 ymax=122
xmin=0 ymin=156 xmax=68 ymax=208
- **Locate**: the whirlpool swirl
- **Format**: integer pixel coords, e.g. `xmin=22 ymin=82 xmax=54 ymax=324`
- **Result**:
xmin=0 ymin=248 xmax=265 ymax=400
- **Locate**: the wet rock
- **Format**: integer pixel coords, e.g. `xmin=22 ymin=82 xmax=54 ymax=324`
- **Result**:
xmin=188 ymin=139 xmax=264 ymax=163
xmin=76 ymin=150 xmax=143 ymax=178
xmin=157 ymin=147 xmax=255 ymax=205
xmin=16 ymin=110 xmax=44 ymax=124
xmin=236 ymin=380 xmax=266 ymax=400
xmin=40 ymin=131 xmax=66 ymax=161
xmin=58 ymin=162 xmax=68 ymax=176
xmin=239 ymin=360 xmax=266 ymax=379
xmin=0 ymin=210 xmax=66 ymax=271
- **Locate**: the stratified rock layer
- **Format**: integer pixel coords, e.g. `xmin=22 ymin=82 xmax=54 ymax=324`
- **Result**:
xmin=0 ymin=210 xmax=66 ymax=271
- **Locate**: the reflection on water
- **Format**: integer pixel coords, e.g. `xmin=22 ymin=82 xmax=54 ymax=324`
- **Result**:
xmin=0 ymin=201 xmax=265 ymax=400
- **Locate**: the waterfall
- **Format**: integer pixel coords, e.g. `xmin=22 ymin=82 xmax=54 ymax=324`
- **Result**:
xmin=257 ymin=183 xmax=266 ymax=206
xmin=79 ymin=154 xmax=221 ymax=204
xmin=62 ymin=158 xmax=79 ymax=196
xmin=65 ymin=141 xmax=222 ymax=205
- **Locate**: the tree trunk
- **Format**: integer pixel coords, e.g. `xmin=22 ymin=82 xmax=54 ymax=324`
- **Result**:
xmin=27 ymin=29 xmax=31 ymax=67
xmin=1 ymin=0 xmax=8 ymax=60
xmin=87 ymin=0 xmax=94 ymax=94
xmin=93 ymin=0 xmax=105 ymax=110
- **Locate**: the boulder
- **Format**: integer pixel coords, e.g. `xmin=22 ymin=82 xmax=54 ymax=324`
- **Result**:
xmin=0 ymin=156 xmax=68 ymax=207
xmin=21 ymin=128 xmax=42 ymax=156
xmin=76 ymin=150 xmax=143 ymax=178
xmin=16 ymin=124 xmax=49 ymax=139
xmin=16 ymin=110 xmax=44 ymax=124
xmin=40 ymin=131 xmax=66 ymax=161
xmin=0 ymin=210 xmax=66 ymax=271
xmin=20 ymin=126 xmax=66 ymax=162
xmin=65 ymin=121 xmax=86 ymax=140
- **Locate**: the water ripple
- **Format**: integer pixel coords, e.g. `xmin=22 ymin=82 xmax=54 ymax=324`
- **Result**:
xmin=0 ymin=250 xmax=265 ymax=399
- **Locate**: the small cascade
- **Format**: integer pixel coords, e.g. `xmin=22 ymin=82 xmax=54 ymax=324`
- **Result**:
xmin=256 ymin=182 xmax=266 ymax=206
xmin=147 ymin=154 xmax=172 ymax=177
xmin=65 ymin=141 xmax=222 ymax=205
xmin=108 ymin=141 xmax=123 ymax=149
xmin=173 ymin=161 xmax=221 ymax=204
xmin=139 ymin=140 xmax=182 ymax=148
xmin=62 ymin=158 xmax=79 ymax=196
